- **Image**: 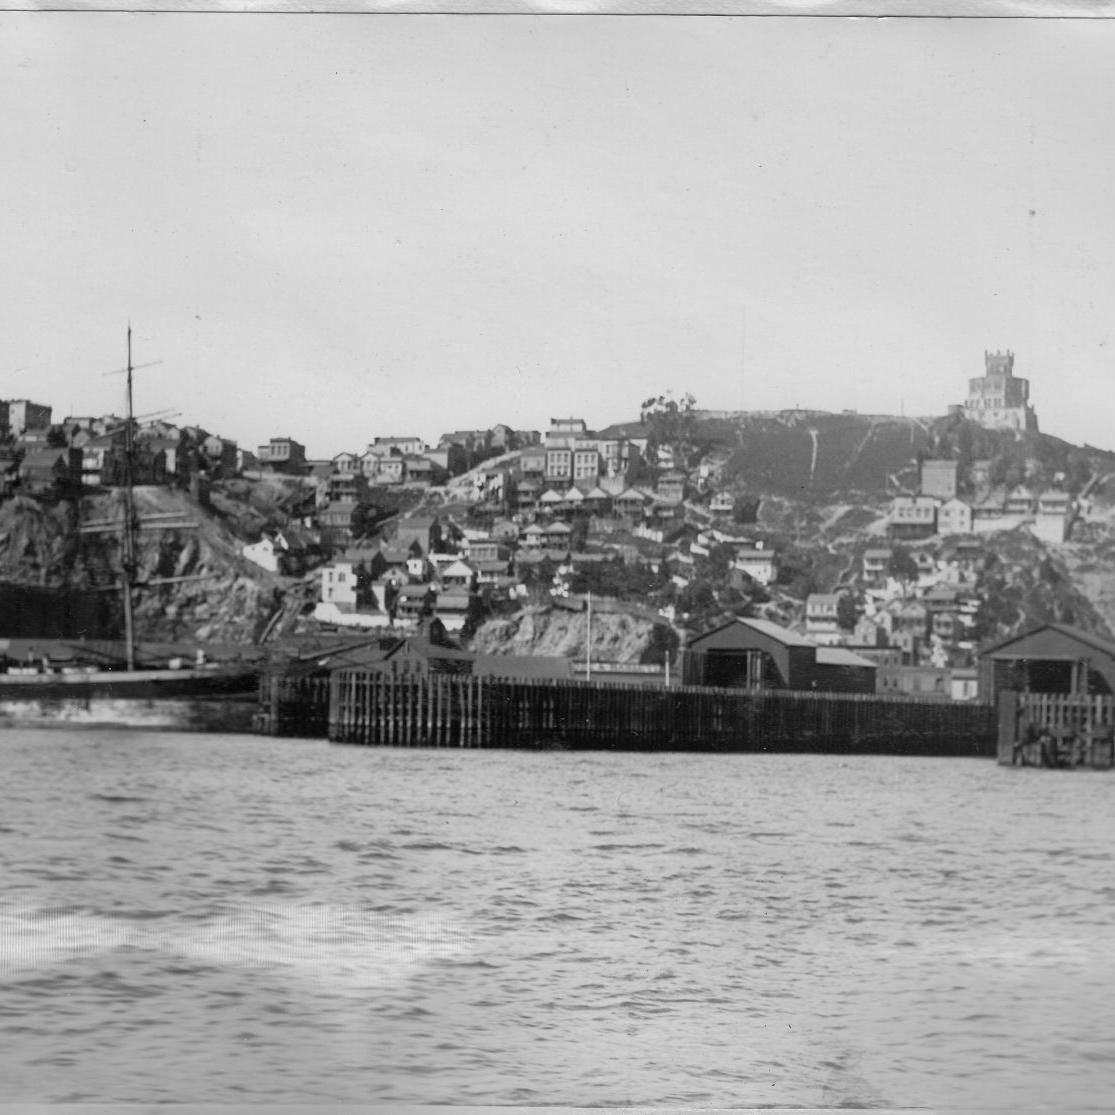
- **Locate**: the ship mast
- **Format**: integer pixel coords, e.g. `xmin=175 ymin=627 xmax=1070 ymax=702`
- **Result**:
xmin=120 ymin=324 xmax=138 ymax=671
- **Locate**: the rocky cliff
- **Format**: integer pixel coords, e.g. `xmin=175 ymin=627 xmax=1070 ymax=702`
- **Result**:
xmin=470 ymin=606 xmax=676 ymax=663
xmin=0 ymin=486 xmax=294 ymax=644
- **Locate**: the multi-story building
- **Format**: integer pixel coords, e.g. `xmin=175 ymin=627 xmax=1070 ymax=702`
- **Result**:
xmin=730 ymin=547 xmax=777 ymax=587
xmin=519 ymin=448 xmax=546 ymax=477
xmin=888 ymin=495 xmax=937 ymax=540
xmin=326 ymin=471 xmax=370 ymax=505
xmin=920 ymin=459 xmax=958 ymax=500
xmin=368 ymin=435 xmax=426 ymax=457
xmin=546 ymin=418 xmax=587 ymax=443
xmin=962 ymin=350 xmax=1038 ymax=432
xmin=332 ymin=451 xmax=361 ymax=475
xmin=862 ymin=547 xmax=892 ymax=584
xmin=257 ymin=436 xmax=307 ymax=475
xmin=2 ymin=399 xmax=53 ymax=438
xmin=572 ymin=444 xmax=600 ymax=481
xmin=544 ymin=446 xmax=573 ymax=484
xmin=937 ymin=498 xmax=972 ymax=536
xmin=201 ymin=434 xmax=238 ymax=479
xmin=805 ymin=593 xmax=845 ymax=646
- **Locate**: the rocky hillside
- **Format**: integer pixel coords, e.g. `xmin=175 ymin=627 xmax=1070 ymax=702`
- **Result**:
xmin=471 ymin=606 xmax=676 ymax=664
xmin=0 ymin=486 xmax=298 ymax=644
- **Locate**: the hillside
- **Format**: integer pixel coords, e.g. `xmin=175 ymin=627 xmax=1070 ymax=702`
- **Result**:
xmin=5 ymin=408 xmax=1115 ymax=655
xmin=0 ymin=486 xmax=301 ymax=644
xmin=471 ymin=606 xmax=675 ymax=664
xmin=707 ymin=410 xmax=1112 ymax=501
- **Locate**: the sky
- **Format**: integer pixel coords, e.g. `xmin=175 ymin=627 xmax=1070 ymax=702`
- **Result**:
xmin=3 ymin=13 xmax=1115 ymax=457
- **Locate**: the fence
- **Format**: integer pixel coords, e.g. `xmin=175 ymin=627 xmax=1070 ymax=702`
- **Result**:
xmin=257 ymin=670 xmax=996 ymax=755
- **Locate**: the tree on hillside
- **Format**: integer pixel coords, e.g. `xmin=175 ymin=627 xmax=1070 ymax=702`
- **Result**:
xmin=836 ymin=592 xmax=859 ymax=631
xmin=887 ymin=545 xmax=918 ymax=583
xmin=640 ymin=391 xmax=698 ymax=464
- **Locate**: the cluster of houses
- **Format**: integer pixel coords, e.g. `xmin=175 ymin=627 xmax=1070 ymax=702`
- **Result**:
xmin=800 ymin=538 xmax=989 ymax=701
xmin=280 ymin=414 xmax=742 ymax=555
xmin=0 ymin=398 xmax=244 ymax=501
xmin=290 ymin=415 xmax=761 ymax=634
xmin=888 ymin=458 xmax=1073 ymax=544
xmin=305 ymin=507 xmax=773 ymax=636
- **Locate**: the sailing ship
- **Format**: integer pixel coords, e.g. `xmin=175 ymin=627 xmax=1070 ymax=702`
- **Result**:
xmin=0 ymin=328 xmax=261 ymax=728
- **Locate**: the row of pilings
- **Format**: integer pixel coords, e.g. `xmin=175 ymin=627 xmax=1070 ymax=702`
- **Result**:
xmin=998 ymin=690 xmax=1115 ymax=768
xmin=255 ymin=669 xmax=998 ymax=755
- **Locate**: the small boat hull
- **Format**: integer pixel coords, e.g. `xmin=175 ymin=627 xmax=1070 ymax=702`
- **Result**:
xmin=0 ymin=668 xmax=260 ymax=732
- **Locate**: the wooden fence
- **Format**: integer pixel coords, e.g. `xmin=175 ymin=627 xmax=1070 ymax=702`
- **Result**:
xmin=257 ymin=670 xmax=996 ymax=755
xmin=998 ymin=690 xmax=1115 ymax=769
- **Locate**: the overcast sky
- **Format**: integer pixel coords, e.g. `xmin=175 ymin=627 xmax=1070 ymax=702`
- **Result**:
xmin=3 ymin=13 xmax=1115 ymax=457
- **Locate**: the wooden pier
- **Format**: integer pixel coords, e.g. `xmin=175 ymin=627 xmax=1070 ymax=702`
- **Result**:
xmin=997 ymin=690 xmax=1115 ymax=769
xmin=256 ymin=670 xmax=997 ymax=755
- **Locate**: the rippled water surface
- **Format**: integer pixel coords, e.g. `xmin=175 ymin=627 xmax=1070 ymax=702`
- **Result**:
xmin=1 ymin=729 xmax=1113 ymax=1107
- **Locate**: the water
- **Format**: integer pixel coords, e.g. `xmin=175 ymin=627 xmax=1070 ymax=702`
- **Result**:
xmin=1 ymin=729 xmax=1113 ymax=1108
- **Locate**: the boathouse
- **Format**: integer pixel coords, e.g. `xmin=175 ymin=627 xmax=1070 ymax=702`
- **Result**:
xmin=680 ymin=617 xmax=876 ymax=694
xmin=979 ymin=623 xmax=1115 ymax=703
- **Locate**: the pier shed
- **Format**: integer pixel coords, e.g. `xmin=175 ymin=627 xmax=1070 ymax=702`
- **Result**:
xmin=980 ymin=623 xmax=1115 ymax=703
xmin=680 ymin=617 xmax=876 ymax=694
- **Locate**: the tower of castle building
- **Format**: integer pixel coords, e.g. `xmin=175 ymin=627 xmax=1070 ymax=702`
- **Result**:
xmin=962 ymin=350 xmax=1038 ymax=433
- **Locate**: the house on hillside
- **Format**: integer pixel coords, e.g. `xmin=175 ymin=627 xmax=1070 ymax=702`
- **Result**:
xmin=1005 ymin=485 xmax=1036 ymax=517
xmin=862 ymin=547 xmax=892 ymax=584
xmin=656 ymin=471 xmax=687 ymax=502
xmin=19 ymin=447 xmax=82 ymax=496
xmin=2 ymin=399 xmax=52 ymax=437
xmin=201 ymin=435 xmax=238 ymax=478
xmin=318 ymin=501 xmax=363 ymax=548
xmin=1031 ymin=488 xmax=1072 ymax=544
xmin=439 ymin=559 xmax=477 ymax=591
xmin=729 ymin=547 xmax=777 ymax=587
xmin=805 ymin=593 xmax=845 ymax=646
xmin=920 ymin=459 xmax=958 ymax=500
xmin=613 ymin=488 xmax=650 ymax=518
xmin=257 ymin=437 xmax=307 ymax=475
xmin=77 ymin=432 xmax=126 ymax=487
xmin=395 ymin=515 xmax=441 ymax=556
xmin=888 ymin=496 xmax=937 ymax=540
xmin=937 ymin=498 xmax=972 ymax=536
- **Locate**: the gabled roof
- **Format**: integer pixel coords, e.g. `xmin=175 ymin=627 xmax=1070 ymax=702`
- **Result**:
xmin=981 ymin=622 xmax=1115 ymax=660
xmin=474 ymin=558 xmax=512 ymax=573
xmin=815 ymin=647 xmax=877 ymax=669
xmin=440 ymin=559 xmax=475 ymax=576
xmin=688 ymin=616 xmax=815 ymax=649
xmin=397 ymin=583 xmax=436 ymax=599
xmin=615 ymin=487 xmax=649 ymax=502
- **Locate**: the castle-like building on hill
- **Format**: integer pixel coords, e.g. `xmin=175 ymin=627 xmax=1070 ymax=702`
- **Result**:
xmin=962 ymin=350 xmax=1038 ymax=433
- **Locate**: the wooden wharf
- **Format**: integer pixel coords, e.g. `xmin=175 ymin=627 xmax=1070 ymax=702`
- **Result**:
xmin=997 ymin=690 xmax=1115 ymax=769
xmin=256 ymin=669 xmax=997 ymax=755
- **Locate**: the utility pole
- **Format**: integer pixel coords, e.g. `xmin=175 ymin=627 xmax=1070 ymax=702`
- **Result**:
xmin=586 ymin=590 xmax=592 ymax=682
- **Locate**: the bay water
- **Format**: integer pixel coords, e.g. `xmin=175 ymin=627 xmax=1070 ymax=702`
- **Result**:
xmin=1 ymin=728 xmax=1113 ymax=1108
